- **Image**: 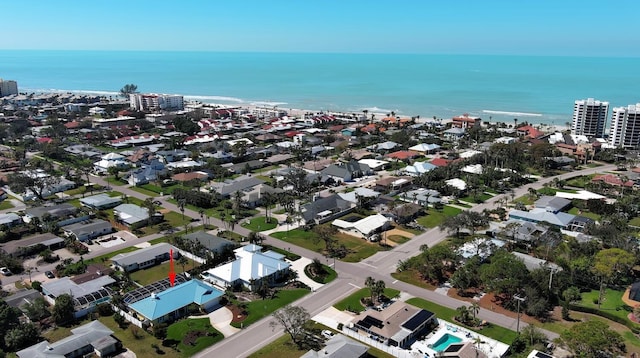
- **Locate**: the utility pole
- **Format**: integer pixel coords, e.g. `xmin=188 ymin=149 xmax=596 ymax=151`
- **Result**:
xmin=514 ymin=294 xmax=526 ymax=334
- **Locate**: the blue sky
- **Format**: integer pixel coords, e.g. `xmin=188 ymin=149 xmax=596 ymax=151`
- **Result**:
xmin=2 ymin=0 xmax=639 ymax=56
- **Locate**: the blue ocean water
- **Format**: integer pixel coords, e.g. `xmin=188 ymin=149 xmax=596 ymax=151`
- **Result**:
xmin=1 ymin=50 xmax=639 ymax=125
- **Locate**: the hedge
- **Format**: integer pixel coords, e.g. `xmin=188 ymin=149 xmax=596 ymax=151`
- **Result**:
xmin=569 ymin=304 xmax=640 ymax=334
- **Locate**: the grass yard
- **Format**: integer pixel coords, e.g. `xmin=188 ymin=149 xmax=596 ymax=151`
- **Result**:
xmin=129 ymin=186 xmax=161 ymax=197
xmin=566 ymin=175 xmax=594 ymax=188
xmin=218 ymin=229 xmax=246 ymax=242
xmin=333 ymin=287 xmax=401 ymax=313
xmin=567 ymin=207 xmax=601 ymax=221
xmin=390 ymin=269 xmax=435 ymax=290
xmin=263 ymin=245 xmax=301 ymax=261
xmin=576 ymin=289 xmax=633 ymax=322
xmin=387 ymin=235 xmax=411 ymax=244
xmin=134 ymin=211 xmax=190 ymax=237
xmin=630 ymin=217 xmax=640 ymax=227
xmin=416 ymin=206 xmax=463 ymax=228
xmin=461 ymin=193 xmax=492 ymax=203
xmin=129 ymin=259 xmax=200 ymax=286
xmin=514 ymin=195 xmax=536 ymax=206
xmin=407 ymin=298 xmax=517 ymax=344
xmin=242 ymin=216 xmax=278 ymax=232
xmin=166 ymin=318 xmax=224 ymax=357
xmin=249 ymin=332 xmax=395 ymax=358
xmin=271 ymin=229 xmax=389 ymax=262
xmin=231 ymin=288 xmax=310 ymax=328
xmin=0 ymin=200 xmax=14 ymax=210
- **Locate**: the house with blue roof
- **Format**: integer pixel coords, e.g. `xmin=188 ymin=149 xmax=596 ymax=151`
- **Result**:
xmin=127 ymin=279 xmax=223 ymax=326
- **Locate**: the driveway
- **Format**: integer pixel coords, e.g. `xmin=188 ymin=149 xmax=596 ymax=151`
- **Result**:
xmin=289 ymin=256 xmax=324 ymax=291
xmin=195 ymin=306 xmax=241 ymax=338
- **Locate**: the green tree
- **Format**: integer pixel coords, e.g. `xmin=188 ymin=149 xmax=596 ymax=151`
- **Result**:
xmin=4 ymin=323 xmax=40 ymax=351
xmin=559 ymin=320 xmax=625 ymax=357
xmin=591 ymin=248 xmax=635 ymax=309
xmin=142 ymin=198 xmax=158 ymax=228
xmin=120 ymin=83 xmax=138 ymax=98
xmin=480 ymin=250 xmax=529 ymax=300
xmin=52 ymin=293 xmax=75 ymax=325
xmin=0 ymin=301 xmax=21 ymax=349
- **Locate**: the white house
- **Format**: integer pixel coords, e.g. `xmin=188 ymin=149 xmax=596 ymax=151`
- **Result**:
xmin=332 ymin=213 xmax=391 ymax=240
xmin=93 ymin=152 xmax=129 ymax=173
xmin=202 ymin=244 xmax=291 ymax=291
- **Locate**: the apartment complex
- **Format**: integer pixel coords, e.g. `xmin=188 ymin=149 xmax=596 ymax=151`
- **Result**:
xmin=609 ymin=103 xmax=640 ymax=149
xmin=0 ymin=78 xmax=18 ymax=97
xmin=129 ymin=93 xmax=184 ymax=111
xmin=571 ymin=98 xmax=609 ymax=137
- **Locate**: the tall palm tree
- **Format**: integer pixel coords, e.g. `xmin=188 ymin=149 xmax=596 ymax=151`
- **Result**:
xmin=470 ymin=302 xmax=480 ymax=323
xmin=365 ymin=276 xmax=376 ymax=303
xmin=142 ymin=198 xmax=158 ymax=227
xmin=372 ymin=280 xmax=386 ymax=304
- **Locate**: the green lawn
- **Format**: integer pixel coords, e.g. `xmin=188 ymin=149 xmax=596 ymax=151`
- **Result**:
xmin=387 ymin=235 xmax=411 ymax=244
xmin=0 ymin=200 xmax=14 ymax=210
xmin=566 ymin=175 xmax=594 ymax=188
xmin=105 ymin=176 xmax=127 ymax=185
xmin=129 ymin=186 xmax=161 ymax=197
xmin=231 ymin=288 xmax=310 ymax=328
xmin=263 ymin=245 xmax=301 ymax=261
xmin=218 ymin=229 xmax=246 ymax=242
xmin=333 ymin=287 xmax=401 ymax=313
xmin=567 ymin=207 xmax=601 ymax=221
xmin=271 ymin=229 xmax=389 ymax=262
xmin=166 ymin=318 xmax=224 ymax=357
xmin=249 ymin=332 xmax=395 ymax=358
xmin=242 ymin=216 xmax=278 ymax=232
xmin=135 ymin=211 xmax=190 ymax=237
xmin=390 ymin=269 xmax=435 ymax=290
xmin=129 ymin=259 xmax=200 ymax=286
xmin=630 ymin=217 xmax=640 ymax=227
xmin=461 ymin=193 xmax=492 ymax=203
xmin=416 ymin=206 xmax=463 ymax=228
xmin=577 ymin=289 xmax=632 ymax=322
xmin=406 ymin=298 xmax=518 ymax=344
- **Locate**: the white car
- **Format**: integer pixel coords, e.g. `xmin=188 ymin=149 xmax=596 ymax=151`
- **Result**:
xmin=0 ymin=267 xmax=12 ymax=276
xmin=322 ymin=330 xmax=334 ymax=339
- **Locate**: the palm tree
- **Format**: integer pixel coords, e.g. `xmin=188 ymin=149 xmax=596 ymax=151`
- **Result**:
xmin=178 ymin=199 xmax=186 ymax=223
xmin=198 ymin=209 xmax=205 ymax=228
xmin=470 ymin=302 xmax=480 ymax=323
xmin=365 ymin=276 xmax=376 ymax=303
xmin=372 ymin=280 xmax=386 ymax=304
xmin=456 ymin=305 xmax=469 ymax=324
xmin=177 ymin=255 xmax=188 ymax=273
xmin=143 ymin=198 xmax=158 ymax=227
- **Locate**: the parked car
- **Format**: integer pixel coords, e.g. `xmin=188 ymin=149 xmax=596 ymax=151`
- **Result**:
xmin=0 ymin=267 xmax=12 ymax=276
xmin=45 ymin=271 xmax=55 ymax=279
xmin=322 ymin=330 xmax=334 ymax=339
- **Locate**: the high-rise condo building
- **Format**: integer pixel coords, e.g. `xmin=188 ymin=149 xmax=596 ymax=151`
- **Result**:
xmin=129 ymin=93 xmax=184 ymax=111
xmin=571 ymin=98 xmax=609 ymax=138
xmin=609 ymin=103 xmax=640 ymax=149
xmin=0 ymin=79 xmax=18 ymax=97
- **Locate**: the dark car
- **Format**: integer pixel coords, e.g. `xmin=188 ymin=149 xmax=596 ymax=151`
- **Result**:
xmin=45 ymin=271 xmax=55 ymax=279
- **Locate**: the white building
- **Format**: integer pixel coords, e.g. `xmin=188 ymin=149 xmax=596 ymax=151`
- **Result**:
xmin=572 ymin=98 xmax=609 ymax=138
xmin=0 ymin=78 xmax=18 ymax=97
xmin=129 ymin=93 xmax=184 ymax=111
xmin=609 ymin=103 xmax=640 ymax=148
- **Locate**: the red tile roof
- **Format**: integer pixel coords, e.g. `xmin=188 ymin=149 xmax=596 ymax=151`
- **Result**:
xmin=385 ymin=150 xmax=420 ymax=160
xmin=430 ymin=158 xmax=452 ymax=167
xmin=592 ymin=174 xmax=634 ymax=187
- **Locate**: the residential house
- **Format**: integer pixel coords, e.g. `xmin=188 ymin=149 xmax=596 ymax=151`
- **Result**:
xmin=337 ymin=187 xmax=381 ymax=205
xmin=127 ymin=159 xmax=166 ymax=186
xmin=1 ymin=233 xmax=65 ymax=257
xmin=534 ymin=196 xmax=571 ymax=213
xmin=64 ymin=219 xmax=113 ymax=242
xmin=240 ymin=183 xmax=284 ymax=208
xmin=592 ymin=173 xmax=634 ymax=188
xmin=358 ymin=158 xmax=388 ymax=171
xmin=388 ymin=203 xmax=424 ymax=224
xmin=210 ymin=175 xmax=265 ymax=198
xmin=400 ymin=188 xmax=442 ymax=207
xmin=127 ymin=279 xmax=223 ymax=327
xmin=183 ymin=231 xmax=236 ymax=255
xmin=385 ymin=150 xmax=421 ymax=162
xmin=79 ymin=193 xmax=122 ymax=210
xmin=301 ymin=194 xmax=355 ymax=225
xmin=93 ymin=152 xmax=129 ymax=173
xmin=374 ymin=176 xmax=413 ymax=193
xmin=500 ymin=221 xmax=549 ymax=244
xmin=320 ymin=161 xmax=372 ymax=183
xmin=408 ymin=143 xmax=441 ymax=154
xmin=442 ymin=127 xmax=465 ymax=141
xmin=17 ymin=321 xmax=120 ymax=358
xmin=202 ymin=244 xmax=291 ymax=291
xmin=4 ymin=289 xmax=42 ymax=311
xmin=512 ymin=252 xmax=563 ymax=272
xmin=113 ymin=203 xmax=161 ymax=229
xmin=301 ymin=335 xmax=368 ymax=358
xmin=353 ymin=301 xmax=436 ymax=348
xmin=227 ymin=160 xmax=267 ymax=174
xmin=332 ymin=213 xmax=391 ymax=240
xmin=402 ymin=161 xmax=437 ymax=176
xmin=41 ymin=275 xmax=115 ymax=318
xmin=111 ymin=243 xmax=179 ymax=272
xmin=24 ymin=203 xmax=77 ymax=223
xmin=171 ymin=171 xmax=210 ymax=183
xmin=0 ymin=212 xmax=23 ymax=228
xmin=368 ymin=141 xmax=399 ymax=152
xmin=507 ymin=208 xmax=592 ymax=232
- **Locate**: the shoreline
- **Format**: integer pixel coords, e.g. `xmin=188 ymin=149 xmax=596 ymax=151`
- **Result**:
xmin=19 ymin=87 xmax=574 ymax=128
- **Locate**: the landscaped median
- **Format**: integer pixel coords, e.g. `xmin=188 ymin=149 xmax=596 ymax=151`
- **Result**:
xmin=242 ymin=216 xmax=278 ymax=232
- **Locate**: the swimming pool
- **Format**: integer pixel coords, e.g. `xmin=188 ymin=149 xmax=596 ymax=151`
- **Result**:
xmin=431 ymin=333 xmax=462 ymax=352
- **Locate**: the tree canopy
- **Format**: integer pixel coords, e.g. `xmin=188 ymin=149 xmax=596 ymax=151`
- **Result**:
xmin=269 ymin=305 xmax=310 ymax=349
xmin=120 ymin=83 xmax=138 ymax=97
xmin=559 ymin=320 xmax=625 ymax=357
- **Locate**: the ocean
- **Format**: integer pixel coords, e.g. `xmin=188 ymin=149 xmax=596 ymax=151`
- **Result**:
xmin=1 ymin=50 xmax=639 ymax=125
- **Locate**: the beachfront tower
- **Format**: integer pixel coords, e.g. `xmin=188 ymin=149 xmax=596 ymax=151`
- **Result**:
xmin=129 ymin=93 xmax=184 ymax=112
xmin=571 ymin=98 xmax=609 ymax=138
xmin=609 ymin=103 xmax=640 ymax=149
xmin=0 ymin=79 xmax=18 ymax=97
